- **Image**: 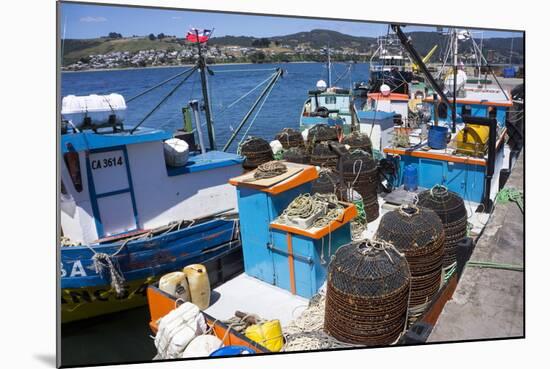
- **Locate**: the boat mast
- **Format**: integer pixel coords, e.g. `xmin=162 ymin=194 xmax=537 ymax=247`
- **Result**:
xmin=195 ymin=29 xmax=216 ymax=150
xmin=452 ymin=28 xmax=458 ymax=133
xmin=327 ymin=43 xmax=332 ymax=88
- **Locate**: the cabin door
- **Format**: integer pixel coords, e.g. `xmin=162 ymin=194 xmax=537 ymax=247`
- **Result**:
xmin=86 ymin=145 xmax=139 ymax=238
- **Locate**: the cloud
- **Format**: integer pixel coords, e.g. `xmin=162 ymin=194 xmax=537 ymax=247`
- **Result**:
xmin=80 ymin=16 xmax=107 ymax=23
xmin=171 ymin=16 xmax=182 ymax=20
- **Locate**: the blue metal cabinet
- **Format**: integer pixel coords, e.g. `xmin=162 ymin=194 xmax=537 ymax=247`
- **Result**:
xmin=231 ymin=166 xmax=316 ymax=286
xmin=270 ymin=225 xmax=352 ymax=299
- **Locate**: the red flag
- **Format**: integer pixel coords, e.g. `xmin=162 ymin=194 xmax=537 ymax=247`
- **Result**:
xmin=186 ymin=28 xmax=211 ymax=43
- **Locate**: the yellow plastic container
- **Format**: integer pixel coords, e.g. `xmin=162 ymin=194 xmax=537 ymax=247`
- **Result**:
xmin=159 ymin=271 xmax=190 ymax=301
xmin=456 ymin=124 xmax=490 ymax=156
xmin=245 ymin=320 xmax=284 ymax=352
xmin=183 ymin=264 xmax=211 ymax=310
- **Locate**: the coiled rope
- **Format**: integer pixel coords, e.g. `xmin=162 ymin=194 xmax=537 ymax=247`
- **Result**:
xmin=92 ymin=253 xmax=126 ymax=297
xmin=254 ymin=161 xmax=288 ymax=179
xmin=283 ymin=295 xmax=359 ymax=351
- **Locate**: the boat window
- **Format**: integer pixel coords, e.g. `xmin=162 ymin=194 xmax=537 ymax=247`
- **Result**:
xmin=63 ymin=150 xmax=83 ymax=193
xmin=437 ymin=103 xmax=448 ymax=119
xmin=324 ymin=96 xmax=336 ymax=105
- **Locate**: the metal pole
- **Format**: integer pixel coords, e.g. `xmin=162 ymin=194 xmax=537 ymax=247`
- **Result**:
xmin=195 ymin=29 xmax=216 ymax=150
xmin=189 ymin=100 xmax=206 ymax=154
xmin=129 ymin=67 xmax=196 ymax=134
xmin=222 ymin=68 xmax=283 ymax=152
xmin=391 ymin=24 xmax=454 ymax=114
xmin=327 ymin=43 xmax=332 ymax=87
xmin=452 ymin=29 xmax=458 ymax=134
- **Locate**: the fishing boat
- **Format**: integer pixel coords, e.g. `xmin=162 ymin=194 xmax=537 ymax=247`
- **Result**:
xmin=299 ymin=46 xmax=358 ymax=133
xmin=59 ymin=28 xmax=287 ymax=323
xmin=381 ymin=25 xmax=519 ymax=208
xmin=59 ymin=98 xmax=244 ymax=322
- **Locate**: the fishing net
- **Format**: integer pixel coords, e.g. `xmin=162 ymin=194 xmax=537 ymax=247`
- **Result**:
xmin=307 ymin=124 xmax=338 ymax=148
xmin=311 ymin=168 xmax=341 ymax=195
xmin=325 ymin=239 xmax=411 ymax=346
xmin=282 ymin=147 xmax=310 ymax=164
xmin=238 ymin=136 xmax=274 ymax=169
xmin=375 ymin=204 xmax=444 ymax=311
xmin=310 ymin=142 xmax=340 ymax=169
xmin=254 ymin=160 xmax=288 ymax=180
xmin=275 ymin=128 xmax=305 ymax=150
xmin=341 ymin=150 xmax=379 ymax=222
xmin=342 ymin=131 xmax=373 ymax=155
xmin=417 ymin=185 xmax=468 ymax=268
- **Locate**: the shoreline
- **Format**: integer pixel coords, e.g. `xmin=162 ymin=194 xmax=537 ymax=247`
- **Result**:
xmin=61 ymin=60 xmax=321 ymax=74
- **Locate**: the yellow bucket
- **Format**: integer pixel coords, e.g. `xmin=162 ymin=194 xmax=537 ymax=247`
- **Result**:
xmin=245 ymin=320 xmax=284 ymax=352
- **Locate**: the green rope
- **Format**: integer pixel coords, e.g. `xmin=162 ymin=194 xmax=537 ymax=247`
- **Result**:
xmin=353 ymin=199 xmax=366 ymax=224
xmin=495 ymin=187 xmax=523 ymax=213
xmin=467 ymin=260 xmax=523 ymax=272
xmin=372 ymin=149 xmax=384 ymax=162
xmin=273 ymin=149 xmax=284 ymax=160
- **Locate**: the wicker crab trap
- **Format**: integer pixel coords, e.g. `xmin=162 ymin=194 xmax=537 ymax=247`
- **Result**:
xmin=324 ymin=239 xmax=411 ymax=346
xmin=342 ymin=131 xmax=373 ymax=155
xmin=341 ymin=150 xmax=379 ymax=222
xmin=282 ymin=146 xmax=310 ymax=165
xmin=375 ymin=204 xmax=445 ymax=322
xmin=310 ymin=142 xmax=340 ymax=170
xmin=306 ymin=124 xmax=338 ymax=148
xmin=275 ymin=128 xmax=305 ymax=150
xmin=311 ymin=168 xmax=341 ymax=195
xmin=417 ymin=185 xmax=468 ymax=268
xmin=239 ymin=136 xmax=274 ymax=169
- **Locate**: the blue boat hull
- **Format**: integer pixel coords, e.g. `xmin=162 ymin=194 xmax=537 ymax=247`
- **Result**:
xmin=61 ymin=218 xmax=240 ymax=322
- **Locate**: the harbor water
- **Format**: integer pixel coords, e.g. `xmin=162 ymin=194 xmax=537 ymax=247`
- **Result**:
xmin=62 ymin=62 xmax=370 ymax=153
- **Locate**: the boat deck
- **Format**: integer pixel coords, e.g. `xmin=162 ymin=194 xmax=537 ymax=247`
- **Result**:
xmin=428 ymin=151 xmax=524 ymax=341
xmin=205 ymin=273 xmax=309 ymax=326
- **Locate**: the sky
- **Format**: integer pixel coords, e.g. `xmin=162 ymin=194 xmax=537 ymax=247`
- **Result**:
xmin=60 ymin=2 xmax=523 ymax=40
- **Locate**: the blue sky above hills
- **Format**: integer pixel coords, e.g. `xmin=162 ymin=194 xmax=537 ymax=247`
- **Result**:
xmin=60 ymin=2 xmax=523 ymax=39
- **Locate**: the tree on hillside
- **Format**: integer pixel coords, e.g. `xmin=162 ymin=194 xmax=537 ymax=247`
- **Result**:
xmin=148 ymin=33 xmax=156 ymax=41
xmin=107 ymin=32 xmax=123 ymax=39
xmin=249 ymin=51 xmax=266 ymax=63
xmin=252 ymin=38 xmax=271 ymax=48
xmin=157 ymin=33 xmax=166 ymax=39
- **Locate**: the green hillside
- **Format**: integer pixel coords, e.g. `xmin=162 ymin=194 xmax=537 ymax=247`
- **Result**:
xmin=62 ymin=37 xmax=183 ymax=65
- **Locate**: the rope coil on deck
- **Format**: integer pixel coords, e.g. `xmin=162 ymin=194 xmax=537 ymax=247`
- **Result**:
xmin=253 ymin=160 xmax=288 ymax=179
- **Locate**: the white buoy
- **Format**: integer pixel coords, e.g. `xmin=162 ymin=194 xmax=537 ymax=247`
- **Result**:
xmin=316 ymin=80 xmax=327 ymax=91
xmin=380 ymin=84 xmax=391 ymax=96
